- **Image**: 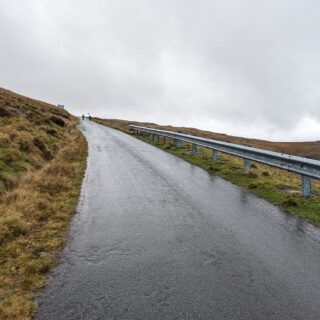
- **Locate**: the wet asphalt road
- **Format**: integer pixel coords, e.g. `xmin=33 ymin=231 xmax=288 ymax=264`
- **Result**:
xmin=35 ymin=120 xmax=320 ymax=320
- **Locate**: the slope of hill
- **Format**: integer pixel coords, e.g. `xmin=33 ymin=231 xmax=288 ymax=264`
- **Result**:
xmin=0 ymin=88 xmax=87 ymax=319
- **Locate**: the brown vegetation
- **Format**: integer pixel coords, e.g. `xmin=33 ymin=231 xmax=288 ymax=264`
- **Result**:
xmin=0 ymin=88 xmax=87 ymax=319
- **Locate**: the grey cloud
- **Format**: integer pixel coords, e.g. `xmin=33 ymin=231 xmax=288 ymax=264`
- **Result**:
xmin=0 ymin=0 xmax=319 ymax=140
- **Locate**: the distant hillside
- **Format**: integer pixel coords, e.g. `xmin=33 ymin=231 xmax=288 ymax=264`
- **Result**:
xmin=94 ymin=118 xmax=320 ymax=160
xmin=0 ymin=88 xmax=87 ymax=319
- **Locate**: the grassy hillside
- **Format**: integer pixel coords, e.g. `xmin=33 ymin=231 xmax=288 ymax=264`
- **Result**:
xmin=94 ymin=118 xmax=320 ymax=226
xmin=0 ymin=88 xmax=87 ymax=319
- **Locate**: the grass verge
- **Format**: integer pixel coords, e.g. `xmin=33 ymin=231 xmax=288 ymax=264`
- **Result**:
xmin=94 ymin=118 xmax=320 ymax=227
xmin=0 ymin=88 xmax=87 ymax=319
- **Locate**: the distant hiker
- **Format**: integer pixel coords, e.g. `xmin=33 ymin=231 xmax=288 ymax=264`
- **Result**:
xmin=89 ymin=115 xmax=92 ymax=121
xmin=82 ymin=114 xmax=84 ymax=120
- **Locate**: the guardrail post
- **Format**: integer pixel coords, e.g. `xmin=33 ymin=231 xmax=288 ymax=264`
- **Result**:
xmin=192 ymin=144 xmax=197 ymax=155
xmin=243 ymin=159 xmax=252 ymax=174
xmin=301 ymin=176 xmax=311 ymax=197
xmin=173 ymin=139 xmax=182 ymax=148
xmin=211 ymin=150 xmax=218 ymax=161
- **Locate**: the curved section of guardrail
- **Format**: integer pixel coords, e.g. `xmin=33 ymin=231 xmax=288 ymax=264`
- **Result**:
xmin=128 ymin=125 xmax=320 ymax=197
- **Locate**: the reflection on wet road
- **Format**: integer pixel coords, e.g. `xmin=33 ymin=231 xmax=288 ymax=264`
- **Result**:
xmin=35 ymin=120 xmax=320 ymax=319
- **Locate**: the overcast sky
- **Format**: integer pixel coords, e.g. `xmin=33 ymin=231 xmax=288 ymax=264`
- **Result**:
xmin=1 ymin=0 xmax=319 ymax=141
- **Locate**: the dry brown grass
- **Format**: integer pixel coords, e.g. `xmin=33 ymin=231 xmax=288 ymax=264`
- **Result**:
xmin=0 ymin=88 xmax=87 ymax=319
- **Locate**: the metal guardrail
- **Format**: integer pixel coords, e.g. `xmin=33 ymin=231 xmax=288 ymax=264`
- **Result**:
xmin=128 ymin=125 xmax=320 ymax=197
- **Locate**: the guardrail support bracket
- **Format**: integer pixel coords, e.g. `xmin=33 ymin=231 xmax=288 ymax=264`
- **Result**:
xmin=192 ymin=144 xmax=197 ymax=155
xmin=211 ymin=150 xmax=218 ymax=161
xmin=301 ymin=175 xmax=311 ymax=197
xmin=174 ymin=139 xmax=182 ymax=148
xmin=243 ymin=159 xmax=252 ymax=174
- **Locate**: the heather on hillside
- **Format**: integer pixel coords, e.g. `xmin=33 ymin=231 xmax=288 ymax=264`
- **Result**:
xmin=0 ymin=88 xmax=87 ymax=319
